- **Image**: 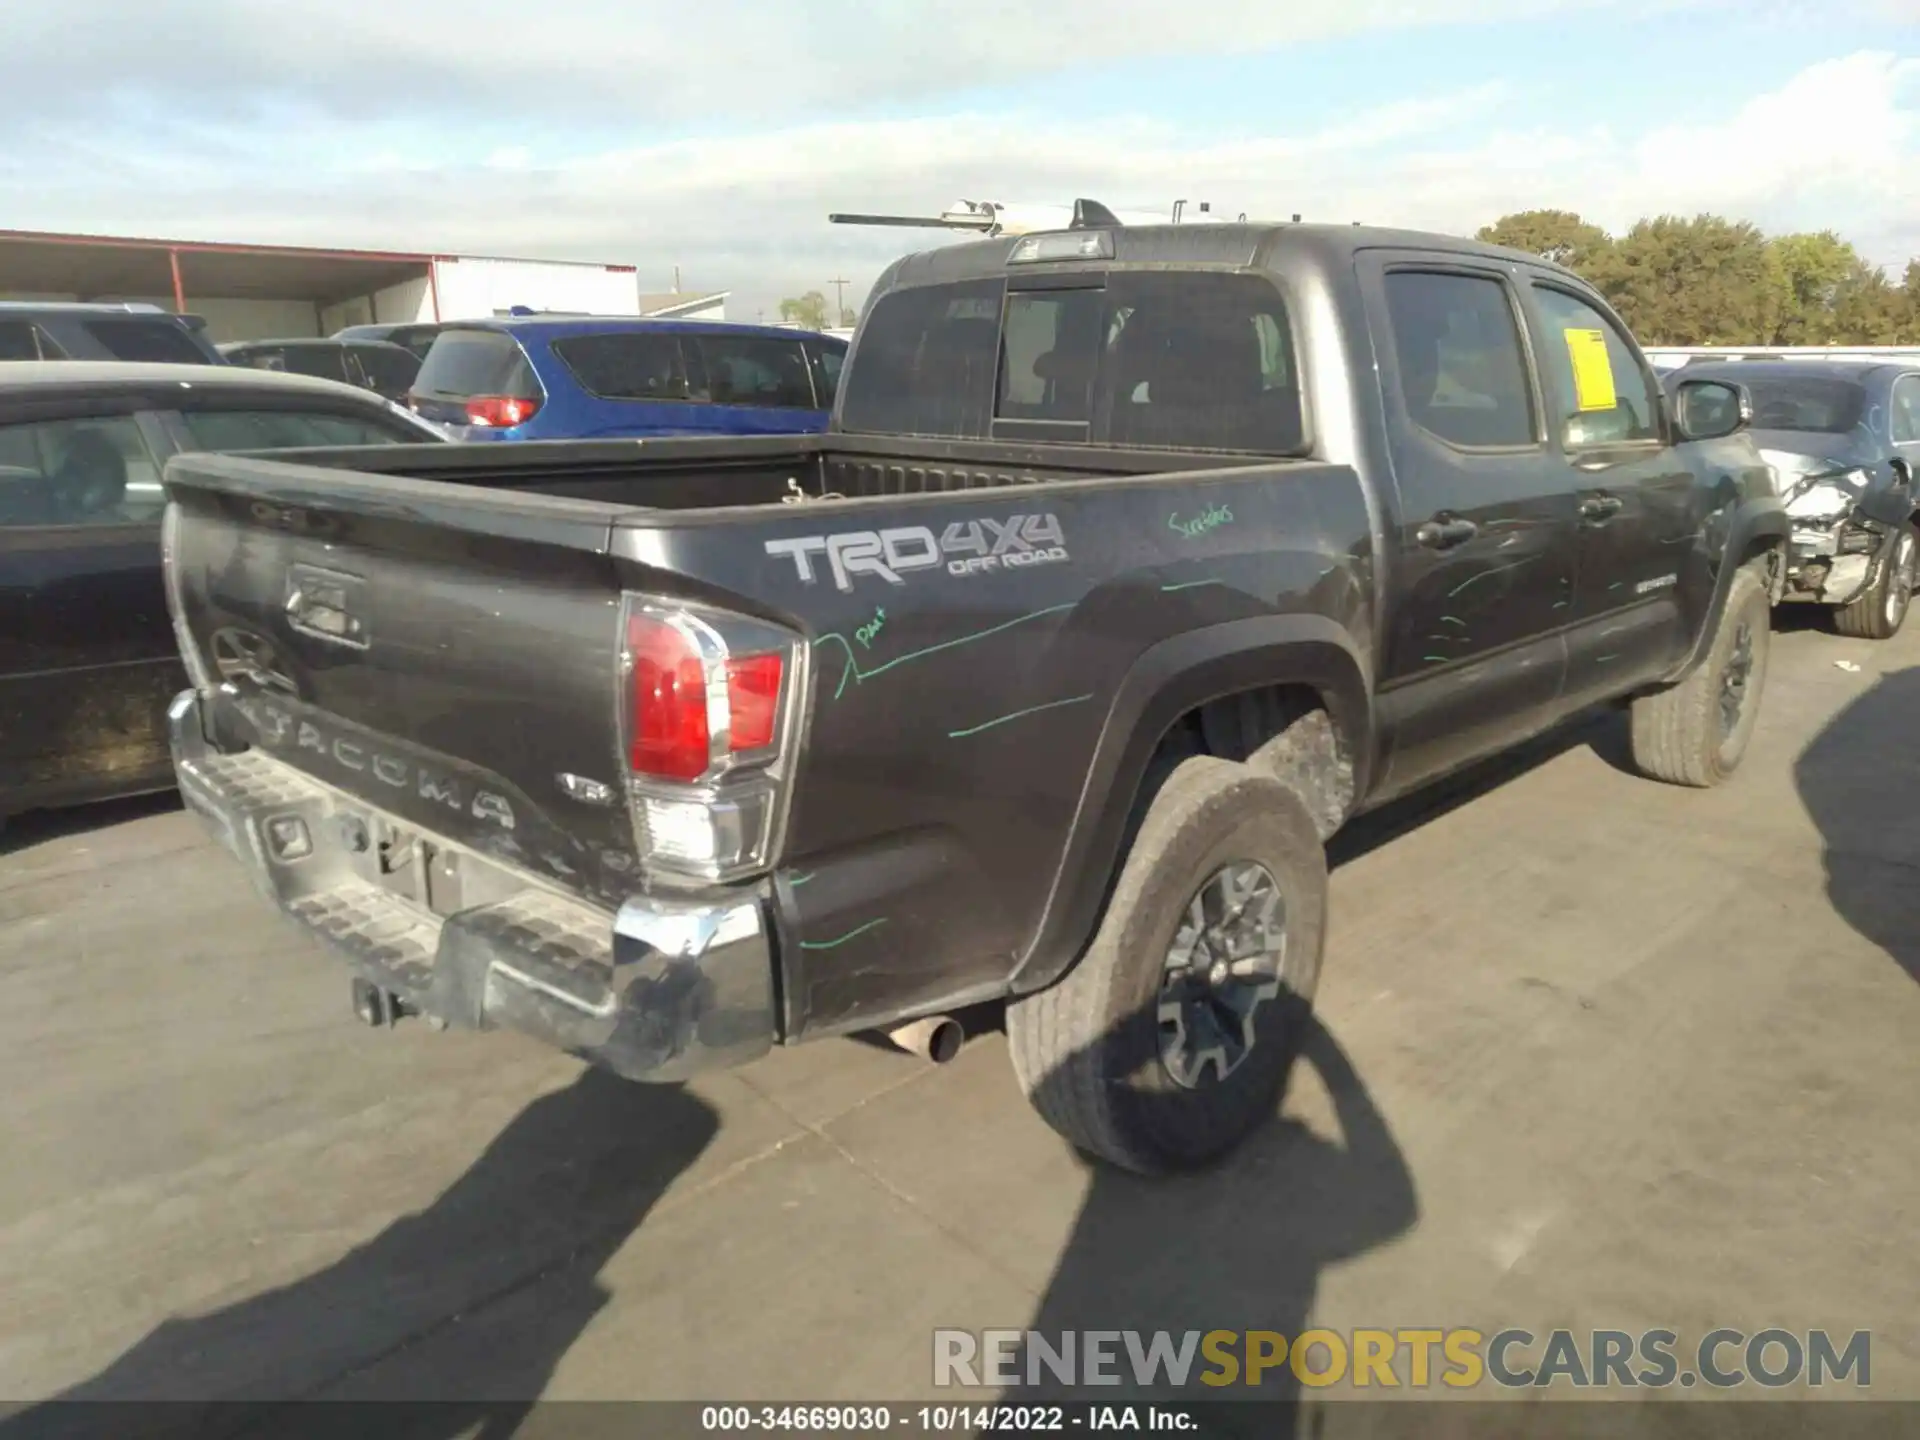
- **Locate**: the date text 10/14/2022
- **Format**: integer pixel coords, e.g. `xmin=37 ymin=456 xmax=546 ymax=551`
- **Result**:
xmin=700 ymin=1405 xmax=1195 ymax=1432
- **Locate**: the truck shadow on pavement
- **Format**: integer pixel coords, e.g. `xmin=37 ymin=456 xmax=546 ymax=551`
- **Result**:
xmin=1794 ymin=662 xmax=1920 ymax=986
xmin=1012 ymin=1020 xmax=1417 ymax=1437
xmin=2 ymin=1068 xmax=719 ymax=1440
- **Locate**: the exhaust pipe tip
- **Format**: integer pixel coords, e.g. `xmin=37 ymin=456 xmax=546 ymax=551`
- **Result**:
xmin=885 ymin=1014 xmax=965 ymax=1065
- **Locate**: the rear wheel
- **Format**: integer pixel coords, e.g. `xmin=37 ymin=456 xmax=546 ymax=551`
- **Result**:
xmin=1833 ymin=527 xmax=1916 ymax=640
xmin=1628 ymin=562 xmax=1771 ymax=788
xmin=1005 ymin=757 xmax=1328 ymax=1175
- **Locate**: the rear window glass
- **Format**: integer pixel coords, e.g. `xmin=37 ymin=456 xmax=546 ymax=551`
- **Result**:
xmin=1741 ymin=376 xmax=1866 ymax=434
xmin=388 ymin=326 xmax=442 ymax=360
xmin=838 ymin=272 xmax=1306 ymax=453
xmin=259 ymin=346 xmax=349 ymax=382
xmin=694 ymin=334 xmax=816 ymax=409
xmin=352 ymin=344 xmax=421 ymax=392
xmin=413 ymin=329 xmax=539 ymax=398
xmin=0 ymin=321 xmax=57 ymax=361
xmin=839 ymin=279 xmax=1002 ymax=439
xmin=550 ymin=332 xmax=691 ymax=401
xmin=997 ymin=288 xmax=1106 ymax=423
xmin=82 ymin=319 xmax=209 ymax=365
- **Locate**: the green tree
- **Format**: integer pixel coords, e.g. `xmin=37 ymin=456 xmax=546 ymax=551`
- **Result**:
xmin=779 ymin=291 xmax=829 ymax=330
xmin=1599 ymin=214 xmax=1780 ymax=346
xmin=1829 ymin=263 xmax=1903 ymax=344
xmin=1867 ymin=258 xmax=1920 ymax=344
xmin=1477 ymin=210 xmax=1614 ymax=274
xmin=1767 ymin=231 xmax=1867 ymax=344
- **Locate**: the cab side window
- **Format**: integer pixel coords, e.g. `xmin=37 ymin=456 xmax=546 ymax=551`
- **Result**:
xmin=1529 ymin=285 xmax=1659 ymax=448
xmin=1382 ymin=271 xmax=1537 ymax=449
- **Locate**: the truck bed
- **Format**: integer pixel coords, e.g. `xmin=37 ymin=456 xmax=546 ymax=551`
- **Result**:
xmin=227 ymin=432 xmax=1271 ymax=511
xmin=161 ymin=435 xmax=1370 ymax=1041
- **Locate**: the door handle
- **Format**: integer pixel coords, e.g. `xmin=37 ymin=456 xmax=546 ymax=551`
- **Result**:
xmin=1579 ymin=493 xmax=1625 ymax=521
xmin=1416 ymin=517 xmax=1479 ymax=549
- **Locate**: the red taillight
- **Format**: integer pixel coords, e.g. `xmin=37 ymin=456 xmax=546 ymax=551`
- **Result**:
xmin=628 ymin=613 xmax=710 ymax=781
xmin=626 ymin=612 xmax=785 ymax=781
xmin=464 ymin=394 xmax=541 ymax=427
xmin=725 ymin=654 xmax=783 ymax=751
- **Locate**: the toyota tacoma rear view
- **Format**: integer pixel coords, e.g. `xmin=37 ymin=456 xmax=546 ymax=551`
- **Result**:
xmin=160 ymin=218 xmax=1786 ymax=1174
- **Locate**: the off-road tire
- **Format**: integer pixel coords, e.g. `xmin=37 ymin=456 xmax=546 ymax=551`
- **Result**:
xmin=1833 ymin=527 xmax=1916 ymax=640
xmin=1005 ymin=757 xmax=1328 ymax=1175
xmin=1628 ymin=562 xmax=1771 ymax=788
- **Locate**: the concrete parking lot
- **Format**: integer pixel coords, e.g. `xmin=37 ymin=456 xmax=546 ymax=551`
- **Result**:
xmin=2 ymin=619 xmax=1916 ymax=1417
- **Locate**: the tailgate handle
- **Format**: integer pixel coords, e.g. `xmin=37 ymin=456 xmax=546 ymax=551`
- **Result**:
xmin=285 ymin=565 xmax=370 ymax=650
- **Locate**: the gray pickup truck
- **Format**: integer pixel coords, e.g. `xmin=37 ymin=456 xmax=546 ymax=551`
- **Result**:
xmin=161 ymin=218 xmax=1785 ymax=1174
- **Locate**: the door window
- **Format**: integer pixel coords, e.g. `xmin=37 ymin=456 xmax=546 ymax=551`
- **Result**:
xmin=1528 ymin=285 xmax=1660 ymax=448
xmin=1382 ymin=270 xmax=1537 ymax=449
xmin=549 ymin=332 xmax=691 ymax=401
xmin=810 ymin=341 xmax=845 ymax=407
xmin=1891 ymin=375 xmax=1920 ymax=444
xmin=693 ymin=335 xmax=816 ymax=408
xmin=0 ymin=414 xmax=164 ymax=527
xmin=176 ymin=407 xmax=429 ymax=451
xmin=274 ymin=346 xmax=351 ymax=383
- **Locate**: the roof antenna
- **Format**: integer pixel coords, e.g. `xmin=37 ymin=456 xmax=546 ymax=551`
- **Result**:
xmin=1070 ymin=198 xmax=1124 ymax=230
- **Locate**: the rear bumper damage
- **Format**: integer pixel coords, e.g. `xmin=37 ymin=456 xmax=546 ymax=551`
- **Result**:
xmin=168 ymin=689 xmax=776 ymax=1082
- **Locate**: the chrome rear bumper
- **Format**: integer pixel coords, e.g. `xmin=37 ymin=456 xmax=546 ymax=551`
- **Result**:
xmin=168 ymin=689 xmax=775 ymax=1082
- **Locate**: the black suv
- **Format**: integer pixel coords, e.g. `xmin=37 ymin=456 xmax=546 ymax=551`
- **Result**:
xmin=0 ymin=303 xmax=226 ymax=366
xmin=220 ymin=337 xmax=422 ymax=403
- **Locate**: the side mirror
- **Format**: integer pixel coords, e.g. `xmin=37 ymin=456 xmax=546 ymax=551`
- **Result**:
xmin=1672 ymin=379 xmax=1751 ymax=442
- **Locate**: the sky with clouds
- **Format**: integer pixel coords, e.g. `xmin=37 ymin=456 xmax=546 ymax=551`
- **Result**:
xmin=3 ymin=0 xmax=1916 ymax=319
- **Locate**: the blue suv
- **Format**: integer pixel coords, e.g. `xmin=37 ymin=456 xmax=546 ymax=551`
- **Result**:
xmin=404 ymin=316 xmax=847 ymax=441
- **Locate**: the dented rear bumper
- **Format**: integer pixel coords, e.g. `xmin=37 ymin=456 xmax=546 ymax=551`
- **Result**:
xmin=168 ymin=689 xmax=776 ymax=1082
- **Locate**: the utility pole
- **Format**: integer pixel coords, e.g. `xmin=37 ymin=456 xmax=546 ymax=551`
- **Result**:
xmin=830 ymin=276 xmax=850 ymax=323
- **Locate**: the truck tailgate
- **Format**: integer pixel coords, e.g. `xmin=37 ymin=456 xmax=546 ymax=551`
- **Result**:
xmin=164 ymin=452 xmax=643 ymax=908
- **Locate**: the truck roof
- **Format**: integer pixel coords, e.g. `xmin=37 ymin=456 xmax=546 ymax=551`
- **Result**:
xmin=872 ymin=220 xmax=1582 ymax=292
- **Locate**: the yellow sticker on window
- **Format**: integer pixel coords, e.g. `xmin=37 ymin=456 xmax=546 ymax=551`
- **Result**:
xmin=1565 ymin=328 xmax=1617 ymax=412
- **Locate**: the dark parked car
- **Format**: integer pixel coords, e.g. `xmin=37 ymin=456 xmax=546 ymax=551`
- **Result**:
xmin=0 ymin=362 xmax=446 ymax=828
xmin=220 ymin=337 xmax=422 ymax=403
xmin=1669 ymin=360 xmax=1920 ymax=638
xmin=0 ymin=302 xmax=225 ymax=366
xmin=404 ymin=316 xmax=848 ymax=441
xmin=165 ymin=217 xmax=1784 ymax=1175
xmin=331 ymin=322 xmax=444 ymax=361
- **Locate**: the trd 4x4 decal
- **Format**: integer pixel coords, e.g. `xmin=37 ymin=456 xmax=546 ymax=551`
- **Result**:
xmin=766 ymin=515 xmax=1068 ymax=591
